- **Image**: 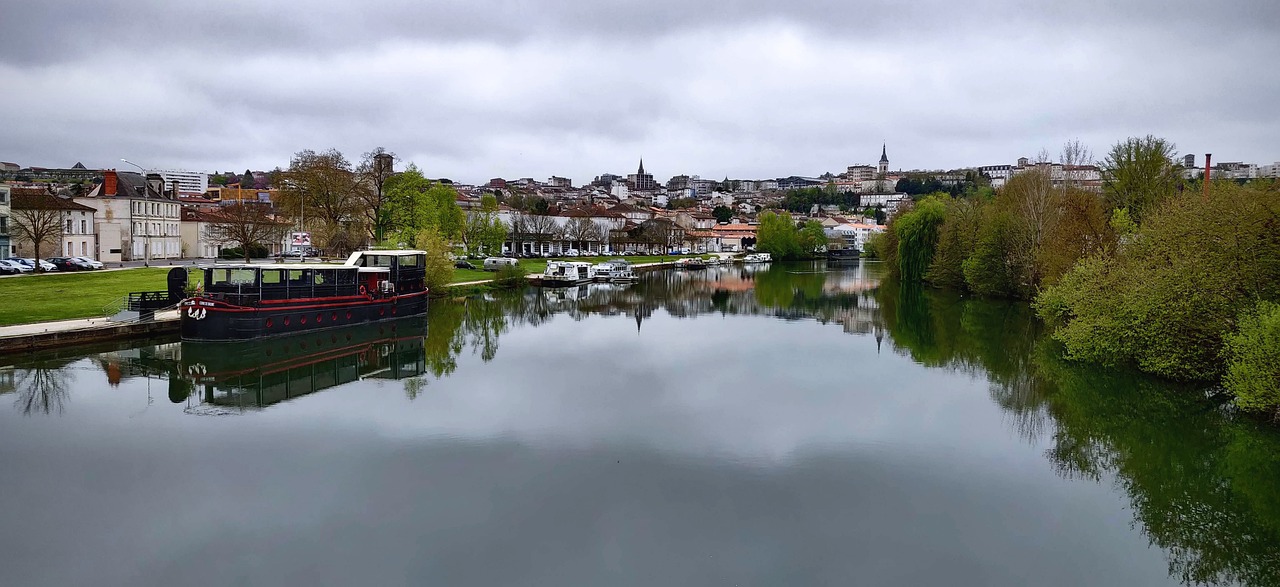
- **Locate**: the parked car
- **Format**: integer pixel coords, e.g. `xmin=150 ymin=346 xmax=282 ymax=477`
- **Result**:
xmin=9 ymin=257 xmax=57 ymax=272
xmin=0 ymin=259 xmax=29 ymax=275
xmin=454 ymin=260 xmax=477 ymax=270
xmin=47 ymin=257 xmax=83 ymax=271
xmin=72 ymin=256 xmax=104 ymax=269
xmin=565 ymin=249 xmax=580 ymax=257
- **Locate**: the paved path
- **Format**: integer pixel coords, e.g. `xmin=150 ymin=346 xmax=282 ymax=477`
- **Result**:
xmin=0 ymin=310 xmax=179 ymax=339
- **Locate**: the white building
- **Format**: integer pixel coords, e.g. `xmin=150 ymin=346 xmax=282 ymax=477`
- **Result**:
xmin=830 ymin=222 xmax=886 ymax=251
xmin=147 ymin=169 xmax=208 ymax=196
xmin=80 ymin=171 xmax=183 ymax=262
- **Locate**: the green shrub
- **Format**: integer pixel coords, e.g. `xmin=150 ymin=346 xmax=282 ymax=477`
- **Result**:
xmin=1224 ymin=301 xmax=1280 ymax=417
xmin=493 ymin=264 xmax=528 ymax=288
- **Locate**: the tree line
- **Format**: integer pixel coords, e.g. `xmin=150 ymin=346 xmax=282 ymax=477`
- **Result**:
xmin=873 ymin=136 xmax=1280 ymax=417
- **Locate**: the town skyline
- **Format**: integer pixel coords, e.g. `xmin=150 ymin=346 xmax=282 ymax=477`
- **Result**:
xmin=2 ymin=0 xmax=1277 ymax=184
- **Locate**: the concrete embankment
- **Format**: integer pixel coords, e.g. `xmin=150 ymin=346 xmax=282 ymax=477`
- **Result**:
xmin=0 ymin=314 xmax=180 ymax=354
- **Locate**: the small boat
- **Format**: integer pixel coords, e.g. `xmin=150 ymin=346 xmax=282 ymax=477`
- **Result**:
xmin=593 ymin=259 xmax=637 ymax=283
xmin=542 ymin=260 xmax=597 ymax=286
xmin=675 ymin=257 xmax=708 ymax=270
xmin=177 ymin=250 xmax=430 ymax=342
xmin=743 ymin=252 xmax=772 ymax=263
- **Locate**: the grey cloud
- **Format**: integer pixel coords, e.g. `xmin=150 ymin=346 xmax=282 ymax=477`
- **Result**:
xmin=0 ymin=1 xmax=1277 ymax=181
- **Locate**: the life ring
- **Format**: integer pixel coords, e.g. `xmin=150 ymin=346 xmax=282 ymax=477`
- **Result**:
xmin=359 ymin=285 xmax=367 ymax=295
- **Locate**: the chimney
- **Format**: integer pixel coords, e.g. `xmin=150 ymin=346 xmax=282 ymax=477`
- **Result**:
xmin=104 ymin=169 xmax=118 ymax=196
xmin=1203 ymin=154 xmax=1212 ymax=202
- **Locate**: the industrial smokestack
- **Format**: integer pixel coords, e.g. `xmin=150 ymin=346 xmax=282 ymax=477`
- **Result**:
xmin=1203 ymin=153 xmax=1212 ymax=202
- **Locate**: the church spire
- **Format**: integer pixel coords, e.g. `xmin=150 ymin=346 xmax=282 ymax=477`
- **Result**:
xmin=879 ymin=143 xmax=888 ymax=163
xmin=638 ymin=157 xmax=645 ymax=175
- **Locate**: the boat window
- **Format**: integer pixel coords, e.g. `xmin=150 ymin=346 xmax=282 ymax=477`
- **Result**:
xmin=287 ymin=269 xmax=304 ymax=283
xmin=399 ymin=254 xmax=421 ymax=267
xmin=315 ymin=269 xmax=337 ymax=285
xmin=336 ymin=270 xmax=356 ymax=285
xmin=230 ymin=269 xmax=257 ymax=284
xmin=261 ymin=269 xmax=283 ymax=285
xmin=370 ymin=255 xmax=393 ymax=267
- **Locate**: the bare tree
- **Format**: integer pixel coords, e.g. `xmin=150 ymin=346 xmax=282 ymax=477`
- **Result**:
xmin=355 ymin=147 xmax=397 ymax=244
xmin=278 ymin=149 xmax=360 ymax=255
xmin=1059 ymin=139 xmax=1094 ymax=191
xmin=10 ymin=190 xmax=70 ymax=271
xmin=206 ymin=203 xmax=289 ymax=263
xmin=562 ymin=216 xmax=603 ymax=252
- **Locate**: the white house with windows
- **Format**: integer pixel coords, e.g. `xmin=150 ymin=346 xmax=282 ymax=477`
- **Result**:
xmin=829 ymin=222 xmax=886 ymax=251
xmin=80 ymin=170 xmax=183 ymax=262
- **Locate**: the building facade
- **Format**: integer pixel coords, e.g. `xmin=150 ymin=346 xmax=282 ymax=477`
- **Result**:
xmin=0 ymin=185 xmax=11 ymax=259
xmin=148 ymin=169 xmax=209 ymax=196
xmin=80 ymin=170 xmax=183 ymax=262
xmin=8 ymin=188 xmax=98 ymax=260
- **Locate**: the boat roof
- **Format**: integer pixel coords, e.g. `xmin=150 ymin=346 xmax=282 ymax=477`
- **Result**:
xmin=199 ymin=263 xmax=355 ymax=271
xmin=349 ymin=249 xmax=427 ymax=256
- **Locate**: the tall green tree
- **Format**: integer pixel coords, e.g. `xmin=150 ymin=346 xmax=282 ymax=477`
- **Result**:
xmin=755 ymin=211 xmax=801 ymax=259
xmin=1102 ymin=135 xmax=1181 ymax=223
xmin=798 ymin=220 xmax=828 ymax=255
xmin=894 ymin=195 xmax=948 ymax=283
xmin=712 ymin=205 xmax=733 ymax=223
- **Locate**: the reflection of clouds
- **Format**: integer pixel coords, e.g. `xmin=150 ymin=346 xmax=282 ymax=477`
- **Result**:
xmin=285 ymin=310 xmax=1017 ymax=467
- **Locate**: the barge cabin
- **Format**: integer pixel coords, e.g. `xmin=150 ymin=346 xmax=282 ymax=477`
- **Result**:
xmin=180 ymin=250 xmax=430 ymax=341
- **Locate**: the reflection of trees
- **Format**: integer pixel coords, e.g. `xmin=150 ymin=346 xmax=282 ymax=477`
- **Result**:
xmin=876 ymin=278 xmax=1280 ymax=586
xmin=12 ymin=362 xmax=72 ymax=415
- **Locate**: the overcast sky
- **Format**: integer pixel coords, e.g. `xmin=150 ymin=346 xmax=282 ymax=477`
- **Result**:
xmin=1 ymin=0 xmax=1276 ymax=185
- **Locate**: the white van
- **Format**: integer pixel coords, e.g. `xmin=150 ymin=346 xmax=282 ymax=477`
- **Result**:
xmin=483 ymin=257 xmax=520 ymax=271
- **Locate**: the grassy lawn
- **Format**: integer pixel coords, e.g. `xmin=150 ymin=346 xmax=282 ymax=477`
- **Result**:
xmin=0 ymin=268 xmax=178 ymax=326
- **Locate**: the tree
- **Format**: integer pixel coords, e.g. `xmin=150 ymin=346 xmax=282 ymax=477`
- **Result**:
xmin=1102 ymin=135 xmax=1181 ymax=223
xmin=206 ymin=202 xmax=289 ymax=263
xmin=462 ymin=195 xmax=508 ymax=256
xmin=242 ymin=169 xmax=256 ymax=189
xmin=1037 ymin=181 xmax=1280 ymax=381
xmin=894 ymin=195 xmax=948 ymax=283
xmin=1223 ymin=301 xmax=1280 ymax=417
xmin=755 ymin=211 xmax=801 ymax=259
xmin=10 ymin=190 xmax=66 ymax=272
xmin=798 ymin=220 xmax=828 ymax=255
xmin=278 ymin=149 xmax=360 ymax=255
xmin=412 ymin=228 xmax=457 ymax=292
xmin=712 ymin=205 xmax=733 ymax=224
xmin=356 ymin=147 xmax=397 ymax=244
xmin=384 ymin=163 xmax=436 ymax=239
xmin=562 ymin=216 xmax=603 ymax=252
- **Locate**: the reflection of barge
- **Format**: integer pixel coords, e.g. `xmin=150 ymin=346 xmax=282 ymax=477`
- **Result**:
xmin=177 ymin=316 xmax=427 ymax=411
xmin=179 ymin=250 xmax=429 ymax=342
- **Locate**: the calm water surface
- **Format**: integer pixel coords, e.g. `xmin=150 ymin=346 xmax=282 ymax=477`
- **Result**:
xmin=3 ymin=261 xmax=1280 ymax=586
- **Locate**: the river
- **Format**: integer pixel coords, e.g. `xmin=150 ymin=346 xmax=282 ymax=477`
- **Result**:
xmin=2 ymin=261 xmax=1278 ymax=586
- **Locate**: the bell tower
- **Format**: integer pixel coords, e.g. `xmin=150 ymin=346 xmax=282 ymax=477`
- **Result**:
xmin=878 ymin=143 xmax=889 ymax=176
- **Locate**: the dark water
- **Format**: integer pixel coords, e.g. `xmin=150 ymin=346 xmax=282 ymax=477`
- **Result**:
xmin=3 ymin=261 xmax=1280 ymax=586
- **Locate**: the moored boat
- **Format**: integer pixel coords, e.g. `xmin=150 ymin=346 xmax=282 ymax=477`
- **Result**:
xmin=541 ymin=260 xmax=596 ymax=286
xmin=593 ymin=259 xmax=637 ymax=283
xmin=743 ymin=252 xmax=772 ymax=263
xmin=675 ymin=257 xmax=708 ymax=270
xmin=178 ymin=250 xmax=430 ymax=342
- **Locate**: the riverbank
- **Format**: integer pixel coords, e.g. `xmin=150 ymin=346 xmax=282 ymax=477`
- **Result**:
xmin=0 ymin=256 xmax=712 ymax=351
xmin=0 ymin=255 xmax=710 ymax=327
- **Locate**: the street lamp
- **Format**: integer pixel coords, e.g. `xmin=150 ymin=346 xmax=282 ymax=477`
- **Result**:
xmin=121 ymin=158 xmax=151 ymax=267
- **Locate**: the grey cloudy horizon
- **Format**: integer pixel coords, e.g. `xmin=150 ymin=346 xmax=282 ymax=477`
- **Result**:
xmin=2 ymin=0 xmax=1277 ymax=185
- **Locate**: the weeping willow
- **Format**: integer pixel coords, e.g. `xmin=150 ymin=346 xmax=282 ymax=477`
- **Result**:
xmin=894 ymin=195 xmax=949 ymax=283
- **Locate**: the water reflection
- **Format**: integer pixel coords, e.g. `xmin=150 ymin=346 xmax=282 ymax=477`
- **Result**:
xmin=3 ymin=261 xmax=1279 ymax=586
xmin=875 ymin=281 xmax=1280 ymax=586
